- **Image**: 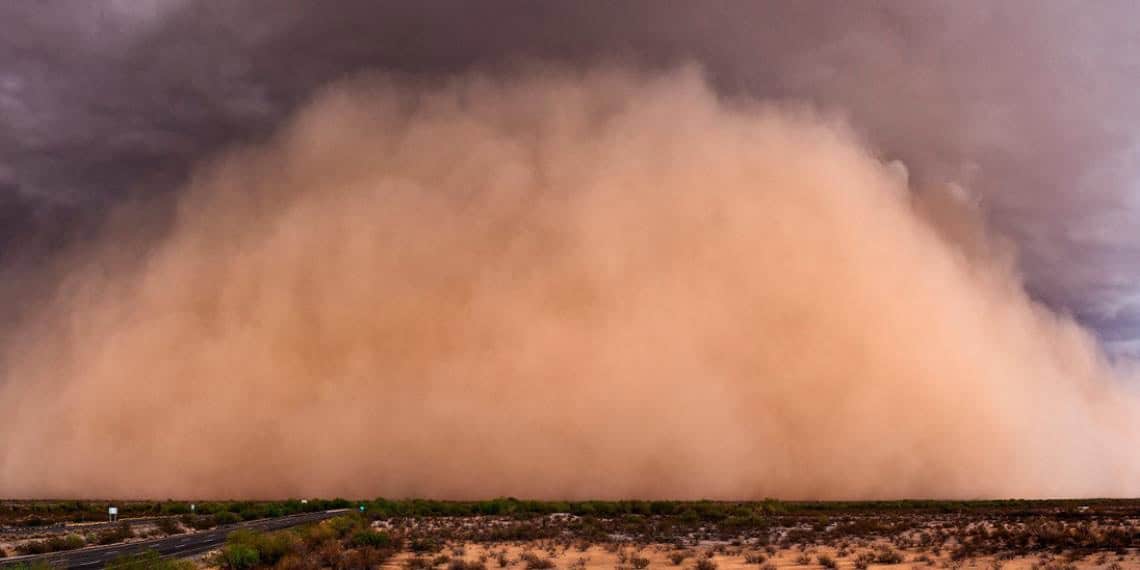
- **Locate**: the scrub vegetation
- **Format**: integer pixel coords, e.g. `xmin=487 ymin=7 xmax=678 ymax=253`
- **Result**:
xmin=4 ymin=500 xmax=1140 ymax=569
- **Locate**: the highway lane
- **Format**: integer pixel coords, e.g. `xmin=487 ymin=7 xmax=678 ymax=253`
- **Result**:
xmin=0 ymin=509 xmax=348 ymax=569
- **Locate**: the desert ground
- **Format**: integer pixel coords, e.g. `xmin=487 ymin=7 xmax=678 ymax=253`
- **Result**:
xmin=2 ymin=501 xmax=1139 ymax=569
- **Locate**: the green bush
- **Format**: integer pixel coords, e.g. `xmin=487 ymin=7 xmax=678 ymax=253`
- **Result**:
xmin=303 ymin=523 xmax=337 ymax=547
xmin=327 ymin=515 xmax=363 ymax=538
xmin=221 ymin=544 xmax=260 ymax=570
xmin=351 ymin=529 xmax=392 ymax=548
xmin=225 ymin=528 xmax=300 ymax=567
xmin=255 ymin=531 xmax=301 ymax=566
xmin=213 ymin=512 xmax=240 ymax=526
xmin=160 ymin=503 xmax=191 ymax=516
xmin=60 ymin=534 xmax=85 ymax=551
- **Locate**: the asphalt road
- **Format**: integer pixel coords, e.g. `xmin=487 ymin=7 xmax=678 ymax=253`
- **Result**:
xmin=0 ymin=509 xmax=348 ymax=569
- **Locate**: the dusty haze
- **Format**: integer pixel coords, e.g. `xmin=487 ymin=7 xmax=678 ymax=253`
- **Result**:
xmin=1 ymin=67 xmax=1137 ymax=499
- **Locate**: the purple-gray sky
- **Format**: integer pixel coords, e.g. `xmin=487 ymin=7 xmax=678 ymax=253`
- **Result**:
xmin=1 ymin=1 xmax=1138 ymax=358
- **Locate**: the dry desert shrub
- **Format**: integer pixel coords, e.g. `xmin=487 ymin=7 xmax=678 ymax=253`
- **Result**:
xmin=854 ymin=551 xmax=877 ymax=570
xmin=156 ymin=517 xmax=184 ymax=535
xmin=406 ymin=556 xmax=435 ymax=570
xmin=316 ymin=540 xmax=346 ymax=568
xmin=818 ymin=554 xmax=837 ymax=569
xmin=694 ymin=558 xmax=718 ymax=570
xmin=449 ymin=559 xmax=487 ymax=570
xmin=745 ymin=553 xmax=767 ymax=565
xmin=876 ymin=548 xmax=905 ymax=565
xmin=275 ymin=554 xmax=313 ymax=570
xmin=520 ymin=551 xmax=555 ymax=570
xmin=1030 ymin=562 xmax=1076 ymax=570
xmin=341 ymin=547 xmax=392 ymax=570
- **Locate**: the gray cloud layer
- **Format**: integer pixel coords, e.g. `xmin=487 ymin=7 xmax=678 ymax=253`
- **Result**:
xmin=0 ymin=1 xmax=1138 ymax=356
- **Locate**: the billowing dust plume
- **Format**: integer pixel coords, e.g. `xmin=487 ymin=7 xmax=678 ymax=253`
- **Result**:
xmin=1 ymin=67 xmax=1137 ymax=499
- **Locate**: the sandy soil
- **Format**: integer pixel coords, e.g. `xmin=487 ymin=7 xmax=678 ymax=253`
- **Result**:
xmin=384 ymin=542 xmax=1140 ymax=570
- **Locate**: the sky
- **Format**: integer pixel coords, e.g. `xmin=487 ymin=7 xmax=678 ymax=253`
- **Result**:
xmin=1 ymin=1 xmax=1138 ymax=358
xmin=0 ymin=2 xmax=1139 ymax=499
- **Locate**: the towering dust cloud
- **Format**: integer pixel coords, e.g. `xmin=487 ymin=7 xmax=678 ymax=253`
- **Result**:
xmin=1 ymin=67 xmax=1137 ymax=499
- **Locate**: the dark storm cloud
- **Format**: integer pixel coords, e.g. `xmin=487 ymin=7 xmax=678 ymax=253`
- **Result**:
xmin=0 ymin=1 xmax=1138 ymax=356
